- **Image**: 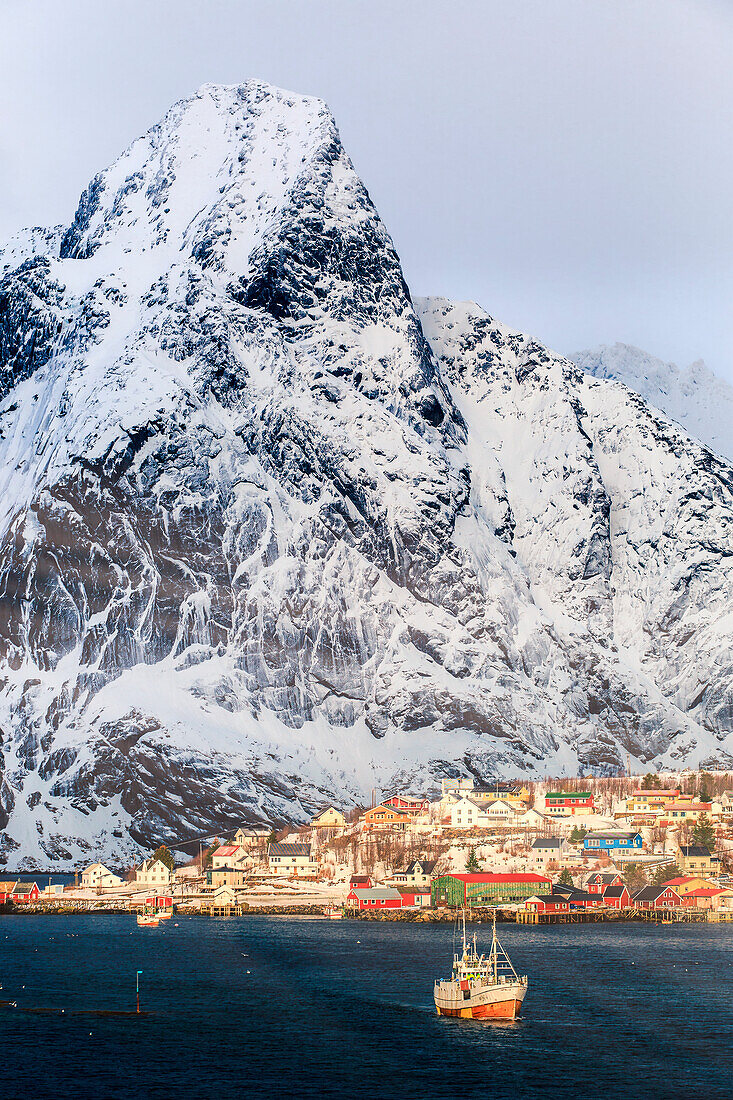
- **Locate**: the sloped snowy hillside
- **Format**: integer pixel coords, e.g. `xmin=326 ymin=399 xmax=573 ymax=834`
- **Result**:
xmin=574 ymin=343 xmax=733 ymax=464
xmin=0 ymin=82 xmax=731 ymax=868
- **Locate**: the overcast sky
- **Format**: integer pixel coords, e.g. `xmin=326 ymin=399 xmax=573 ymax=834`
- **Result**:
xmin=2 ymin=0 xmax=733 ymax=380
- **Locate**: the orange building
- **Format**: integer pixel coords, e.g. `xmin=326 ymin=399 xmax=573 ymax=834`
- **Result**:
xmin=361 ymin=804 xmax=412 ymax=831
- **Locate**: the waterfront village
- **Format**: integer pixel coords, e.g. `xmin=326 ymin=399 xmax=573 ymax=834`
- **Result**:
xmin=2 ymin=772 xmax=733 ymax=924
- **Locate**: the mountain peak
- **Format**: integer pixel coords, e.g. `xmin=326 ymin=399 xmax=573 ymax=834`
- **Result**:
xmin=574 ymin=343 xmax=733 ymax=463
xmin=1 ymin=84 xmax=732 ymax=866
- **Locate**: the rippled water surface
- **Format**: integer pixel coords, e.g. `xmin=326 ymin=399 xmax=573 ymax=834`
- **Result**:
xmin=0 ymin=915 xmax=730 ymax=1099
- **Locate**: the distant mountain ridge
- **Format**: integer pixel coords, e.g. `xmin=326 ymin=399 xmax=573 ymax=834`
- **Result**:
xmin=0 ymin=81 xmax=732 ymax=868
xmin=573 ymin=343 xmax=733 ymax=464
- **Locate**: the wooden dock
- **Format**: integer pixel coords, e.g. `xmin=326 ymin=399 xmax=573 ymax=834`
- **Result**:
xmin=517 ymin=907 xmax=714 ymax=925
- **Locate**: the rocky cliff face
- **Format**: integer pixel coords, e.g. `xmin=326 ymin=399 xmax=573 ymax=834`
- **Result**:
xmin=0 ymin=82 xmax=731 ymax=867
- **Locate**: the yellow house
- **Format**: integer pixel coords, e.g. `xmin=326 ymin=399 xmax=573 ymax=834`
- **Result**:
xmin=676 ymin=845 xmax=721 ymax=875
xmin=310 ymin=806 xmax=346 ymax=830
xmin=661 ymin=876 xmax=717 ymax=896
xmin=661 ymin=802 xmax=719 ymax=825
xmin=627 ymin=789 xmax=680 ymax=813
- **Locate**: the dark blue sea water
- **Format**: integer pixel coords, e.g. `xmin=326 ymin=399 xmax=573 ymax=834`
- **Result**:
xmin=0 ymin=915 xmax=730 ymax=1099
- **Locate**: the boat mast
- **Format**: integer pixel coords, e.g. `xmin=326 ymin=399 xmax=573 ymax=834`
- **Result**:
xmin=492 ymin=911 xmax=498 ymax=983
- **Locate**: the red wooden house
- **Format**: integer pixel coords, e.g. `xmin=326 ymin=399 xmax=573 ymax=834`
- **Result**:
xmin=565 ymin=890 xmax=604 ymax=909
xmin=587 ymin=873 xmax=623 ymax=895
xmin=346 ymin=887 xmax=404 ymax=910
xmin=349 ymin=874 xmax=374 ymax=890
xmin=600 ymin=883 xmax=632 ymax=909
xmin=525 ymin=894 xmax=570 ymax=914
xmin=632 ymin=885 xmax=683 ymax=909
xmin=10 ymin=882 xmax=40 ymax=903
xmin=382 ymin=795 xmax=429 ymax=815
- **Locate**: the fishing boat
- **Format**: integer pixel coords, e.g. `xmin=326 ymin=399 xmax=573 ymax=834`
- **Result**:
xmin=434 ymin=910 xmax=528 ymax=1020
xmin=323 ymin=904 xmax=343 ymax=919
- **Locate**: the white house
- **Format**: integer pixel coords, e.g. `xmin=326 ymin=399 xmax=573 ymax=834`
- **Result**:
xmin=234 ymin=826 xmax=270 ymax=848
xmin=449 ymin=797 xmax=490 ymax=830
xmin=391 ymin=859 xmax=437 ymax=888
xmin=135 ymin=858 xmax=173 ymax=888
xmin=484 ymin=799 xmax=519 ymax=823
xmin=211 ymin=844 xmax=246 ymax=870
xmin=530 ymin=838 xmax=570 ymax=867
xmin=81 ymin=862 xmax=123 ymax=890
xmin=267 ymin=842 xmax=318 ymax=877
xmin=516 ymin=808 xmax=547 ymax=828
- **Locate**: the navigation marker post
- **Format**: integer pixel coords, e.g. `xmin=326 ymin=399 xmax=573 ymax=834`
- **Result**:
xmin=136 ymin=970 xmax=143 ymax=1014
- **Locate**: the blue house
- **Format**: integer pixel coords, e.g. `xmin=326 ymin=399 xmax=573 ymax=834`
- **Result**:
xmin=583 ymin=830 xmax=643 ymax=853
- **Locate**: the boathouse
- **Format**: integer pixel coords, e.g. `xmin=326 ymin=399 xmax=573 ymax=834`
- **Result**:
xmin=431 ymin=873 xmax=551 ymax=908
xmin=632 ymin=885 xmax=683 ymax=909
xmin=601 ymin=883 xmax=632 ymax=909
xmin=346 ymin=886 xmax=404 ymax=910
xmin=10 ymin=881 xmax=40 ymax=903
xmin=524 ymin=894 xmax=569 ymax=914
xmin=563 ymin=889 xmax=604 ymax=909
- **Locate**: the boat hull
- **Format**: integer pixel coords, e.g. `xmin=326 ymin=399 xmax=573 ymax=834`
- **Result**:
xmin=435 ymin=982 xmax=527 ymax=1020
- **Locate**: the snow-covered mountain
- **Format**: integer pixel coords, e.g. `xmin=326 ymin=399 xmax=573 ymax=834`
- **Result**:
xmin=1 ymin=82 xmax=731 ymax=868
xmin=574 ymin=343 xmax=733 ymax=464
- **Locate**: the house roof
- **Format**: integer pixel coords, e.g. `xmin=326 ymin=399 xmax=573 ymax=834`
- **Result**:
xmin=350 ymin=875 xmax=372 ymax=884
xmin=585 ymin=831 xmax=640 ymax=841
xmin=546 ymin=791 xmax=591 ymax=799
xmin=631 ymin=789 xmax=679 ymax=797
xmin=665 ymin=803 xmax=710 ymax=812
xmin=679 ymin=845 xmax=713 ymax=857
xmin=213 ymin=845 xmax=240 ymax=858
xmin=590 ymin=873 xmax=621 ymax=883
xmin=268 ymin=842 xmax=311 ymax=858
xmin=663 ymin=877 xmax=699 ymax=886
xmin=444 ymin=873 xmax=550 ymax=884
xmin=633 ymin=885 xmax=679 ymax=902
xmin=348 ymin=887 xmax=403 ymax=901
xmin=139 ymin=858 xmax=170 ymax=871
xmin=527 ymin=894 xmax=563 ymax=904
xmin=365 ymin=803 xmax=411 ymax=816
xmin=311 ymin=806 xmax=344 ymax=822
xmin=531 ymin=838 xmax=563 ymax=849
xmin=0 ymin=881 xmax=18 ymax=892
xmin=686 ymin=888 xmax=726 ymax=898
xmin=602 ymin=884 xmax=628 ymax=898
xmin=404 ymin=859 xmax=436 ymax=874
xmin=13 ymin=882 xmax=38 ymax=892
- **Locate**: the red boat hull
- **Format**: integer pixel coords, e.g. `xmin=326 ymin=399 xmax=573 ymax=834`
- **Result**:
xmin=437 ymin=998 xmax=524 ymax=1020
